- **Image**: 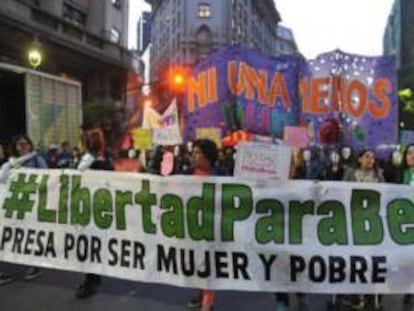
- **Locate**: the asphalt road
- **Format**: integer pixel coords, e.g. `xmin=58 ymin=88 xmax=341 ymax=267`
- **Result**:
xmin=0 ymin=262 xmax=411 ymax=311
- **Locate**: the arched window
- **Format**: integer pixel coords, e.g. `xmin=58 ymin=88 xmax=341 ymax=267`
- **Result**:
xmin=196 ymin=25 xmax=212 ymax=62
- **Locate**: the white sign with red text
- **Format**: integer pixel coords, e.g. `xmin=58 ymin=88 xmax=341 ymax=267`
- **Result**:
xmin=234 ymin=142 xmax=292 ymax=181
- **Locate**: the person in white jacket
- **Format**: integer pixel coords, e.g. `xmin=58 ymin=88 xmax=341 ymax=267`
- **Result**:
xmin=0 ymin=134 xmax=48 ymax=286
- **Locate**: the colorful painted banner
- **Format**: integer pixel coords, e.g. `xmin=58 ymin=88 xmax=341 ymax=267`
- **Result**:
xmin=183 ymin=46 xmax=397 ymax=151
xmin=183 ymin=46 xmax=300 ymax=140
xmin=142 ymin=98 xmax=180 ymax=130
xmin=142 ymin=105 xmax=162 ymax=129
xmin=142 ymin=98 xmax=182 ymax=146
xmin=300 ymin=50 xmax=398 ymax=150
xmin=2 ymin=169 xmax=414 ymax=293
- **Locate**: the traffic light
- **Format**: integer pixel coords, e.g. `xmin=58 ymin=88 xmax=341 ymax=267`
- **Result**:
xmin=167 ymin=67 xmax=188 ymax=93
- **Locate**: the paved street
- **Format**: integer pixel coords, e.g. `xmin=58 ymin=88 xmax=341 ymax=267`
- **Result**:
xmin=0 ymin=263 xmax=413 ymax=311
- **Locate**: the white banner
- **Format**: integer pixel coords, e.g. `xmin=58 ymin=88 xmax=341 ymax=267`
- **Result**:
xmin=1 ymin=169 xmax=414 ymax=294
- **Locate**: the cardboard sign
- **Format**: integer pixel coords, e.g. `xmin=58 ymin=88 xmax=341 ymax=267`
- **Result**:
xmin=153 ymin=127 xmax=182 ymax=146
xmin=196 ymin=128 xmax=222 ymax=147
xmin=284 ymin=126 xmax=309 ymax=148
xmin=234 ymin=142 xmax=292 ymax=181
xmin=131 ymin=128 xmax=152 ymax=150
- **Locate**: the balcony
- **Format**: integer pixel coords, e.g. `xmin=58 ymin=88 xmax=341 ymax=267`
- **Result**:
xmin=0 ymin=1 xmax=134 ymax=69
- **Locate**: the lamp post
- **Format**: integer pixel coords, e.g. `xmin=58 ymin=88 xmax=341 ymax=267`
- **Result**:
xmin=27 ymin=38 xmax=43 ymax=69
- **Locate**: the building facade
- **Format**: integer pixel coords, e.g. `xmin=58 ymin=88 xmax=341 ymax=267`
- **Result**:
xmin=144 ymin=0 xmax=281 ymax=80
xmin=137 ymin=11 xmax=151 ymax=55
xmin=274 ymin=25 xmax=298 ymax=56
xmin=383 ymin=0 xmax=414 ymax=89
xmin=0 ymin=0 xmax=139 ymax=130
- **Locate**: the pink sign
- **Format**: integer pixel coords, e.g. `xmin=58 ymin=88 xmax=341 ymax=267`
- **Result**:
xmin=161 ymin=151 xmax=174 ymax=176
xmin=283 ymin=126 xmax=309 ymax=148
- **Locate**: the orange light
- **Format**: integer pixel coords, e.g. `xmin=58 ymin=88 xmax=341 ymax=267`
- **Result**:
xmin=173 ymin=74 xmax=185 ymax=86
xmin=143 ymin=98 xmax=152 ymax=108
xmin=166 ymin=67 xmax=188 ymax=93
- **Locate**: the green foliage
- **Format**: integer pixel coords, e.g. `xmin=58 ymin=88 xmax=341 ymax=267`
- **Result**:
xmin=398 ymin=89 xmax=414 ymax=114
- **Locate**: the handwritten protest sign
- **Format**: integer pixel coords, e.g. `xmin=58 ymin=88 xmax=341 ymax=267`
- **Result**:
xmin=234 ymin=142 xmax=291 ymax=180
xmin=131 ymin=128 xmax=152 ymax=150
xmin=153 ymin=127 xmax=182 ymax=146
xmin=284 ymin=126 xmax=309 ymax=148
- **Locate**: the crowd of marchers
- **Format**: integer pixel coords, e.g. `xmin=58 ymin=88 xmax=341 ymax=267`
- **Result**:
xmin=1 ymin=132 xmax=414 ymax=310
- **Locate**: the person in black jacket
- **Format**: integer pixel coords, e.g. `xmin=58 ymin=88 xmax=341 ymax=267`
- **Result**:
xmin=75 ymin=131 xmax=112 ymax=298
xmin=0 ymin=141 xmax=7 ymax=166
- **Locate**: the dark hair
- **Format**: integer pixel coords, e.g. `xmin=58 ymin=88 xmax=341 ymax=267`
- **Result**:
xmin=356 ymin=148 xmax=378 ymax=170
xmin=193 ymin=139 xmax=218 ymax=166
xmin=86 ymin=132 xmax=104 ymax=155
xmin=8 ymin=134 xmax=34 ymax=157
xmin=402 ymin=143 xmax=414 ymax=170
xmin=357 ymin=148 xmax=374 ymax=159
xmin=148 ymin=145 xmax=164 ymax=175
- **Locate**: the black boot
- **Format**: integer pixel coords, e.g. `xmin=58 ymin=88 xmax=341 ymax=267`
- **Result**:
xmin=76 ymin=274 xmax=101 ymax=299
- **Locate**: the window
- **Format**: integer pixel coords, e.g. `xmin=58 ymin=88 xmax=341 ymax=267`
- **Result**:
xmin=110 ymin=28 xmax=120 ymax=43
xmin=63 ymin=4 xmax=86 ymax=27
xmin=198 ymin=4 xmax=211 ymax=18
xmin=111 ymin=0 xmax=121 ymax=9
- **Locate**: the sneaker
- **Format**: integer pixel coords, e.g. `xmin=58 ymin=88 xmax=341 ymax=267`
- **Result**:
xmin=404 ymin=294 xmax=413 ymax=305
xmin=76 ymin=283 xmax=97 ymax=299
xmin=23 ymin=267 xmax=42 ymax=281
xmin=297 ymin=294 xmax=307 ymax=311
xmin=0 ymin=273 xmax=12 ymax=286
xmin=187 ymin=298 xmax=202 ymax=308
xmin=76 ymin=274 xmax=101 ymax=299
xmin=342 ymin=295 xmax=365 ymax=310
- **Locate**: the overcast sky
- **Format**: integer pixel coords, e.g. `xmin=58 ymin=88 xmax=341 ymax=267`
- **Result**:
xmin=128 ymin=0 xmax=395 ymax=59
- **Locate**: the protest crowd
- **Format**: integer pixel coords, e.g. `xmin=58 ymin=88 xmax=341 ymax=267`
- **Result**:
xmin=1 ymin=128 xmax=413 ymax=311
xmin=0 ymin=45 xmax=411 ymax=311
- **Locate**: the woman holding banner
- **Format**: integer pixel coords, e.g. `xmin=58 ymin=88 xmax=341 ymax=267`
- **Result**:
xmin=186 ymin=139 xmax=219 ymax=311
xmin=400 ymin=144 xmax=414 ymax=306
xmin=0 ymin=134 xmax=48 ymax=286
xmin=75 ymin=131 xmax=112 ymax=298
xmin=340 ymin=149 xmax=384 ymax=310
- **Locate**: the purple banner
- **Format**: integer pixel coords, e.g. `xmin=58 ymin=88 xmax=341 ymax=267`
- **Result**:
xmin=300 ymin=50 xmax=398 ymax=150
xmin=182 ymin=46 xmax=397 ymax=151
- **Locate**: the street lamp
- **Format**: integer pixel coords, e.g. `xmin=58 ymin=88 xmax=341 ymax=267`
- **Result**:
xmin=27 ymin=38 xmax=43 ymax=69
